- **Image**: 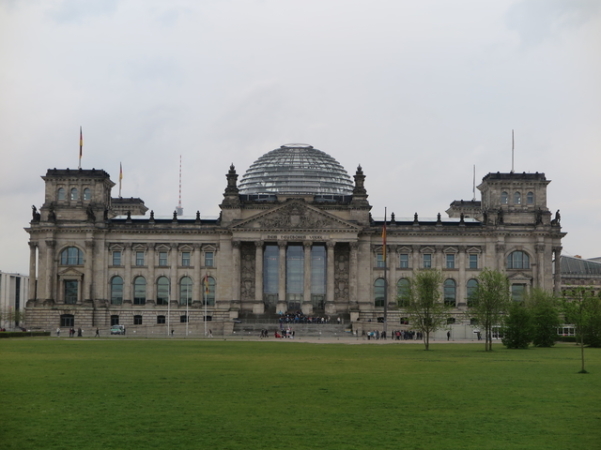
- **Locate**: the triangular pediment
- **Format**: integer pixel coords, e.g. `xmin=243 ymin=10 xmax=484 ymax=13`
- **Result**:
xmin=232 ymin=201 xmax=361 ymax=232
xmin=58 ymin=267 xmax=84 ymax=277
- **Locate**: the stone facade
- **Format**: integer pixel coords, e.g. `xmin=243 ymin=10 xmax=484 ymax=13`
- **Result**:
xmin=25 ymin=154 xmax=566 ymax=335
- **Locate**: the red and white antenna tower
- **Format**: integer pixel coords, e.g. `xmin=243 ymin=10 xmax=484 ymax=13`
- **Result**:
xmin=175 ymin=155 xmax=183 ymax=216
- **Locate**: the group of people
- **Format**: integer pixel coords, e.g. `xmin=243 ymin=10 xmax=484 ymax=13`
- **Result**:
xmin=278 ymin=312 xmax=340 ymax=325
xmin=262 ymin=328 xmax=296 ymax=339
xmin=365 ymin=329 xmax=423 ymax=341
xmin=57 ymin=327 xmax=101 ymax=337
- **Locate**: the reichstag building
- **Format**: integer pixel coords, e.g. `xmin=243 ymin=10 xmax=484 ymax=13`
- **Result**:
xmin=25 ymin=144 xmax=566 ymax=335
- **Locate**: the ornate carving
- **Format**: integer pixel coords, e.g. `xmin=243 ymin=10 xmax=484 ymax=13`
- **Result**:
xmin=257 ymin=204 xmax=334 ymax=229
xmin=334 ymin=244 xmax=350 ymax=302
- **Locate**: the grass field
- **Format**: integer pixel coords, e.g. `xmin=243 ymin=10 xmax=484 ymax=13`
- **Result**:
xmin=1 ymin=339 xmax=599 ymax=450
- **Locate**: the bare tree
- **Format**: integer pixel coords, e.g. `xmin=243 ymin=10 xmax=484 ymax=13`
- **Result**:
xmin=400 ymin=269 xmax=449 ymax=350
xmin=468 ymin=269 xmax=511 ymax=351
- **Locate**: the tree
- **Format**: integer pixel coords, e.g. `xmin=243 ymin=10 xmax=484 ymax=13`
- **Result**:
xmin=562 ymin=288 xmax=601 ymax=373
xmin=528 ymin=289 xmax=560 ymax=347
xmin=502 ymin=302 xmax=532 ymax=349
xmin=399 ymin=269 xmax=450 ymax=350
xmin=468 ymin=269 xmax=511 ymax=351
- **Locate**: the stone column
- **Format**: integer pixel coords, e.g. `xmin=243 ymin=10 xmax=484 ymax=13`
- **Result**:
xmin=553 ymin=246 xmax=562 ymax=295
xmin=192 ymin=244 xmax=201 ymax=304
xmin=254 ymin=241 xmax=264 ymax=314
xmin=232 ymin=241 xmax=241 ymax=302
xmin=326 ymin=241 xmax=335 ymax=304
xmin=349 ymin=242 xmax=358 ymax=309
xmin=536 ymin=243 xmax=546 ymax=289
xmin=277 ymin=241 xmax=287 ymax=311
xmin=45 ymin=240 xmax=56 ymax=302
xmin=170 ymin=243 xmax=178 ymax=306
xmin=496 ymin=243 xmax=505 ymax=271
xmin=84 ymin=240 xmax=94 ymax=301
xmin=412 ymin=245 xmax=420 ymax=270
xmin=388 ymin=245 xmax=396 ymax=307
xmin=123 ymin=243 xmax=132 ymax=303
xmin=457 ymin=247 xmax=466 ymax=307
xmin=302 ymin=241 xmax=312 ymax=314
xmin=28 ymin=242 xmax=37 ymax=300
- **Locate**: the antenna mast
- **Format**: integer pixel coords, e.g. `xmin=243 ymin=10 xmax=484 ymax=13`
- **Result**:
xmin=176 ymin=155 xmax=183 ymax=216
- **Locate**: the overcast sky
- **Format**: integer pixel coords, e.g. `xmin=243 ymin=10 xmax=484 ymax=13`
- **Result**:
xmin=1 ymin=0 xmax=600 ymax=275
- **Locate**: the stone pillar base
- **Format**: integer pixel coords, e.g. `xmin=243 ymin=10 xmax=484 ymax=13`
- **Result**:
xmin=325 ymin=302 xmax=337 ymax=314
xmin=276 ymin=302 xmax=287 ymax=314
xmin=252 ymin=302 xmax=265 ymax=314
xmin=301 ymin=302 xmax=313 ymax=315
xmin=350 ymin=311 xmax=360 ymax=322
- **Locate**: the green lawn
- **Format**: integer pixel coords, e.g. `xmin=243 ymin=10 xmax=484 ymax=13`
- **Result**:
xmin=1 ymin=339 xmax=599 ymax=450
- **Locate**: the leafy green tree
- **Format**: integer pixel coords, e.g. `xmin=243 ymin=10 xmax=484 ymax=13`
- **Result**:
xmin=400 ymin=269 xmax=449 ymax=350
xmin=502 ymin=302 xmax=532 ymax=349
xmin=528 ymin=289 xmax=560 ymax=347
xmin=468 ymin=269 xmax=511 ymax=351
xmin=562 ymin=288 xmax=601 ymax=373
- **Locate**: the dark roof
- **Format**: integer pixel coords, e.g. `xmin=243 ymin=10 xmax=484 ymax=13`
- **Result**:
xmin=112 ymin=197 xmax=145 ymax=205
xmin=560 ymin=256 xmax=601 ymax=276
xmin=44 ymin=168 xmax=111 ymax=178
xmin=449 ymin=200 xmax=481 ymax=207
xmin=482 ymin=172 xmax=546 ymax=181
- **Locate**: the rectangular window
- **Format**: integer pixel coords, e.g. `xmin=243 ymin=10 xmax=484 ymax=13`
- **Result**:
xmin=181 ymin=252 xmax=191 ymax=267
xmin=205 ymin=251 xmax=214 ymax=267
xmin=134 ymin=315 xmax=143 ymax=325
xmin=376 ymin=253 xmax=385 ymax=268
xmin=512 ymin=284 xmax=526 ymax=301
xmin=64 ymin=280 xmax=78 ymax=304
xmin=110 ymin=315 xmax=119 ymax=326
xmin=180 ymin=315 xmax=188 ymax=323
xmin=60 ymin=314 xmax=74 ymax=327
xmin=159 ymin=252 xmax=168 ymax=266
xmin=113 ymin=251 xmax=122 ymax=266
xmin=423 ymin=254 xmax=432 ymax=268
xmin=446 ymin=254 xmax=455 ymax=269
xmin=469 ymin=254 xmax=478 ymax=269
xmin=136 ymin=251 xmax=145 ymax=266
xmin=157 ymin=315 xmax=166 ymax=324
xmin=399 ymin=254 xmax=409 ymax=269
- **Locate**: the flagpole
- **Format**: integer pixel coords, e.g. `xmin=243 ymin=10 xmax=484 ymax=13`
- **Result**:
xmin=119 ymin=163 xmax=123 ymax=198
xmin=78 ymin=126 xmax=83 ymax=169
xmin=383 ymin=207 xmax=388 ymax=336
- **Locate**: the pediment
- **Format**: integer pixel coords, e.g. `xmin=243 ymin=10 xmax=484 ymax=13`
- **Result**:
xmin=58 ymin=267 xmax=84 ymax=277
xmin=232 ymin=201 xmax=360 ymax=232
xmin=507 ymin=272 xmax=533 ymax=282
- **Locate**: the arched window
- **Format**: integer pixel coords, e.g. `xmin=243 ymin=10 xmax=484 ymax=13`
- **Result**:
xmin=111 ymin=276 xmax=123 ymax=305
xmin=157 ymin=277 xmax=170 ymax=305
xmin=501 ymin=191 xmax=508 ymax=204
xmin=60 ymin=247 xmax=83 ymax=265
xmin=397 ymin=278 xmax=410 ymax=307
xmin=514 ymin=192 xmax=521 ymax=205
xmin=203 ymin=276 xmax=216 ymax=306
xmin=374 ymin=278 xmax=385 ymax=307
xmin=467 ymin=279 xmax=479 ymax=306
xmin=57 ymin=188 xmax=66 ymax=200
xmin=527 ymin=191 xmax=534 ymax=204
xmin=507 ymin=251 xmax=530 ymax=269
xmin=179 ymin=276 xmax=193 ymax=305
xmin=83 ymin=188 xmax=91 ymax=201
xmin=70 ymin=188 xmax=78 ymax=201
xmin=444 ymin=279 xmax=456 ymax=306
xmin=134 ymin=277 xmax=146 ymax=305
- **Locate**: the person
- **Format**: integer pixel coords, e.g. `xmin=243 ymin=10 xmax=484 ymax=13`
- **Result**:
xmin=95 ymin=328 xmax=99 ymax=337
xmin=208 ymin=329 xmax=213 ymax=338
xmin=56 ymin=328 xmax=60 ymax=337
xmin=171 ymin=329 xmax=174 ymax=336
xmin=77 ymin=328 xmax=82 ymax=337
xmin=447 ymin=330 xmax=451 ymax=341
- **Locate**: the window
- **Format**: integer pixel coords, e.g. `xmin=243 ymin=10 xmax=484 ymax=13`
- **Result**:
xmin=467 ymin=279 xmax=479 ymax=306
xmin=157 ymin=277 xmax=169 ymax=305
xmin=263 ymin=245 xmax=279 ymax=306
xmin=112 ymin=251 xmax=122 ymax=266
xmin=514 ymin=192 xmax=521 ymax=205
xmin=423 ymin=254 xmax=432 ymax=269
xmin=60 ymin=247 xmax=83 ymax=265
xmin=135 ymin=251 xmax=145 ymax=266
xmin=64 ymin=280 xmax=78 ymax=304
xmin=110 ymin=315 xmax=119 ymax=326
xmin=446 ymin=254 xmax=455 ymax=269
xmin=83 ymin=188 xmax=91 ymax=201
xmin=203 ymin=276 xmax=216 ymax=306
xmin=181 ymin=252 xmax=191 ymax=267
xmin=512 ymin=284 xmax=526 ymax=301
xmin=60 ymin=314 xmax=74 ymax=327
xmin=180 ymin=315 xmax=188 ymax=323
xmin=501 ymin=191 xmax=508 ymax=204
xmin=157 ymin=315 xmax=166 ymax=324
xmin=399 ymin=253 xmax=409 ymax=269
xmin=180 ymin=276 xmax=192 ymax=305
xmin=57 ymin=188 xmax=66 ymax=200
xmin=400 ymin=317 xmax=409 ymax=325
xmin=134 ymin=277 xmax=146 ymax=305
xmin=397 ymin=278 xmax=410 ymax=307
xmin=134 ymin=315 xmax=143 ymax=325
xmin=470 ymin=318 xmax=478 ymax=326
xmin=70 ymin=188 xmax=78 ymax=201
xmin=507 ymin=251 xmax=530 ymax=269
xmin=468 ymin=254 xmax=478 ymax=269
xmin=527 ymin=191 xmax=534 ymax=204
xmin=205 ymin=251 xmax=214 ymax=267
xmin=376 ymin=253 xmax=385 ymax=268
xmin=159 ymin=251 xmax=168 ymax=266
xmin=374 ymin=278 xmax=385 ymax=307
xmin=111 ymin=276 xmax=123 ymax=305
xmin=444 ymin=279 xmax=456 ymax=306
xmin=447 ymin=318 xmax=456 ymax=325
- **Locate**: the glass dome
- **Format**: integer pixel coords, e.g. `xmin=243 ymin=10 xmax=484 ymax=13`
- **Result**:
xmin=238 ymin=144 xmax=354 ymax=196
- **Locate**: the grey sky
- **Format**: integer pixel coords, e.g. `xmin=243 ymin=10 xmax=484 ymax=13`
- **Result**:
xmin=1 ymin=0 xmax=599 ymax=274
